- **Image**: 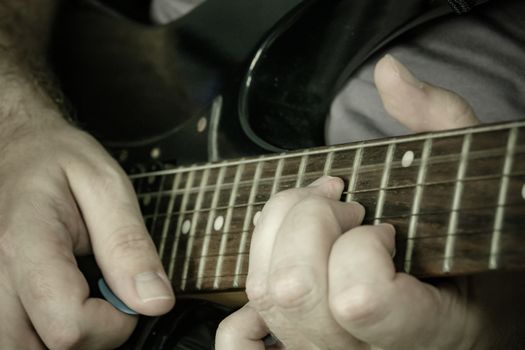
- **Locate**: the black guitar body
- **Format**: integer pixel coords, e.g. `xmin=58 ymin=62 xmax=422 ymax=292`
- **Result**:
xmin=52 ymin=0 xmax=466 ymax=166
xmin=51 ymin=0 xmax=489 ymax=348
xmin=54 ymin=0 xmax=307 ymax=169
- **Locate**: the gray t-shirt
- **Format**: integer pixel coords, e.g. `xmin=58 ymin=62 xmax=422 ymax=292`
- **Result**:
xmin=151 ymin=0 xmax=525 ymax=145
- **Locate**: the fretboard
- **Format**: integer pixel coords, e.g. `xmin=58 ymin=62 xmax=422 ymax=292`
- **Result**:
xmin=130 ymin=121 xmax=525 ymax=294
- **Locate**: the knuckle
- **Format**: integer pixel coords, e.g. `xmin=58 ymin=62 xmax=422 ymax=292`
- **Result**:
xmin=289 ymin=198 xmax=338 ymax=230
xmin=330 ymin=285 xmax=386 ymax=327
xmin=216 ymin=315 xmax=236 ymax=340
xmin=346 ymin=225 xmax=391 ymax=250
xmin=0 ymin=228 xmax=15 ymax=264
xmin=268 ymin=188 xmax=305 ymax=206
xmin=26 ymin=269 xmax=55 ymax=303
xmin=106 ymin=227 xmax=154 ymax=258
xmin=293 ymin=197 xmax=331 ymax=217
xmin=245 ymin=276 xmax=268 ymax=305
xmin=42 ymin=319 xmax=84 ymax=350
xmin=95 ymin=164 xmax=129 ymax=194
xmin=269 ymin=266 xmax=319 ymax=311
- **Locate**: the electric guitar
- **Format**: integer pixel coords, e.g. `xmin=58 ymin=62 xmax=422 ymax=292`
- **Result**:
xmin=52 ymin=0 xmax=523 ymax=348
xmin=124 ymin=120 xmax=525 ymax=349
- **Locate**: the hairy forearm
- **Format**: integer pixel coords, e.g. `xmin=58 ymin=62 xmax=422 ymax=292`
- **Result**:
xmin=0 ymin=1 xmax=61 ymax=56
xmin=0 ymin=1 xmax=65 ymax=141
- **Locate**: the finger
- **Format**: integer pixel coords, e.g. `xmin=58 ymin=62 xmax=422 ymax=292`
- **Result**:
xmin=374 ymin=54 xmax=480 ymax=132
xmin=215 ymin=304 xmax=269 ymax=350
xmin=265 ymin=197 xmax=364 ymax=349
xmin=13 ymin=219 xmax=137 ymax=349
xmin=64 ymin=143 xmax=174 ymax=316
xmin=246 ymin=176 xmax=344 ymax=303
xmin=328 ymin=224 xmax=469 ymax=349
xmin=0 ymin=286 xmax=45 ymax=349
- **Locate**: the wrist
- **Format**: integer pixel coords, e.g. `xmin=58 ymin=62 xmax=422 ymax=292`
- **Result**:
xmin=0 ymin=73 xmax=68 ymax=143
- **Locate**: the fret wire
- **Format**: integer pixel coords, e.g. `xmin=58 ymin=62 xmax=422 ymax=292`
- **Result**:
xmin=443 ymin=133 xmax=473 ymax=273
xmin=323 ymin=149 xmax=335 ymax=175
xmin=135 ymin=145 xmax=525 ymax=199
xmin=149 ymin=174 xmax=166 ymax=233
xmin=234 ymin=159 xmax=264 ymax=287
xmin=167 ymin=170 xmax=196 ymax=280
xmin=142 ymin=172 xmax=525 ymax=221
xmin=180 ymin=168 xmax=210 ymax=291
xmin=346 ymin=146 xmax=364 ymax=202
xmin=214 ymin=163 xmax=245 ymax=289
xmin=374 ymin=144 xmax=395 ymax=224
xmin=130 ymin=122 xmax=525 ymax=179
xmin=196 ymin=164 xmax=227 ymax=289
xmin=295 ymin=154 xmax=308 ymax=187
xmin=404 ymin=138 xmax=432 ymax=273
xmin=134 ymin=174 xmax=145 ymax=210
xmin=489 ymin=127 xmax=518 ymax=269
xmin=158 ymin=173 xmax=182 ymax=259
xmin=271 ymin=158 xmax=285 ymax=195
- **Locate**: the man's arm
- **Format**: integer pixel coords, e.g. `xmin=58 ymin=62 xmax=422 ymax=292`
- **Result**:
xmin=0 ymin=2 xmax=175 ymax=349
xmin=0 ymin=1 xmax=64 ymax=137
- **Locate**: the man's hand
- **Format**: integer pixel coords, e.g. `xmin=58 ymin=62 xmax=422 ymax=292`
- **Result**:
xmin=215 ymin=55 xmax=486 ymax=349
xmin=217 ymin=178 xmax=480 ymax=350
xmin=0 ymin=114 xmax=174 ymax=349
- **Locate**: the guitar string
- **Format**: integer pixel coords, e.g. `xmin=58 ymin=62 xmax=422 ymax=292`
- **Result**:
xmin=145 ymin=208 xmax=525 ymax=270
xmin=154 ymin=224 xmax=524 ymax=266
xmin=169 ymin=249 xmax=525 ymax=285
xmin=130 ymin=142 xmax=525 ymax=184
xmin=128 ymin=121 xmax=525 ymax=179
xmin=138 ymin=172 xmax=525 ymax=221
xmin=132 ymin=146 xmax=525 ymax=200
xmin=136 ymin=128 xmax=515 ymax=288
xmin=135 ymin=164 xmax=525 ymax=200
xmin=151 ymin=215 xmax=524 ymax=246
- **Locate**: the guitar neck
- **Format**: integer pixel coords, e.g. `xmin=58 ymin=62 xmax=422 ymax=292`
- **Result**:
xmin=130 ymin=121 xmax=525 ymax=294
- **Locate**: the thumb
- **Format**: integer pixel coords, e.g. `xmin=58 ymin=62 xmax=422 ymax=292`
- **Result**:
xmin=215 ymin=304 xmax=272 ymax=350
xmin=66 ymin=149 xmax=175 ymax=316
xmin=374 ymin=54 xmax=480 ymax=132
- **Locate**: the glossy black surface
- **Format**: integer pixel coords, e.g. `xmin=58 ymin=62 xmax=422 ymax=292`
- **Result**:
xmin=54 ymin=0 xmax=457 ymax=161
xmin=53 ymin=0 xmax=304 ymax=157
xmin=239 ymin=0 xmax=453 ymax=149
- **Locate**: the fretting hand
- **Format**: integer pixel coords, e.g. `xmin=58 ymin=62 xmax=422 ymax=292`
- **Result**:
xmin=215 ymin=55 xmax=501 ymax=349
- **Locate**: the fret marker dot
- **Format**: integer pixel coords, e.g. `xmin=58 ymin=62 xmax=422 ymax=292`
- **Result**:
xmin=150 ymin=147 xmax=161 ymax=159
xmin=253 ymin=211 xmax=261 ymax=226
xmin=521 ymin=184 xmax=525 ymax=200
xmin=143 ymin=195 xmax=151 ymax=206
xmin=214 ymin=216 xmax=224 ymax=231
xmin=401 ymin=151 xmax=415 ymax=168
xmin=197 ymin=117 xmax=207 ymax=133
xmin=182 ymin=220 xmax=191 ymax=234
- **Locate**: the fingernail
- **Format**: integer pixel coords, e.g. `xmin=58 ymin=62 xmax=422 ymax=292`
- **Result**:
xmin=135 ymin=272 xmax=173 ymax=303
xmin=377 ymin=223 xmax=396 ymax=258
xmin=351 ymin=202 xmax=366 ymax=222
xmin=378 ymin=223 xmax=396 ymax=235
xmin=385 ymin=54 xmax=423 ymax=89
